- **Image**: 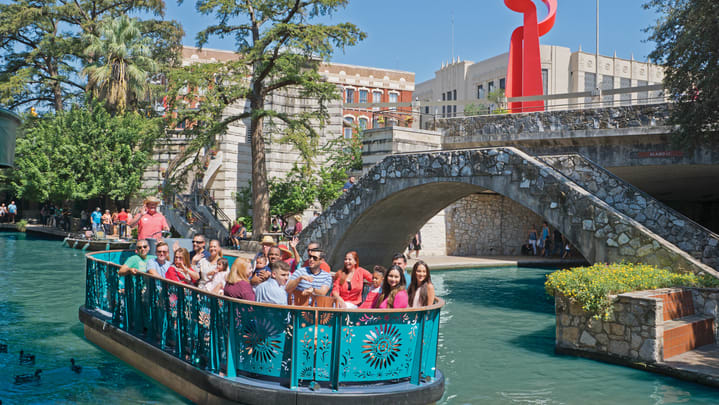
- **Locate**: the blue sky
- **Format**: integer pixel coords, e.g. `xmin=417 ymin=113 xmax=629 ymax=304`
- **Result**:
xmin=164 ymin=0 xmax=660 ymax=83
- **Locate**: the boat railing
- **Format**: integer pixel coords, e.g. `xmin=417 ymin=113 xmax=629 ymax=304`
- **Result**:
xmin=84 ymin=250 xmax=443 ymax=390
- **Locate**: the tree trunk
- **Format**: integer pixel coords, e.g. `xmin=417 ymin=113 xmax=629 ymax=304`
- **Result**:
xmin=250 ymin=97 xmax=270 ymax=240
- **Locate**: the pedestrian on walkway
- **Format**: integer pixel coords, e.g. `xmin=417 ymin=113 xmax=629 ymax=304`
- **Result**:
xmin=7 ymin=200 xmax=17 ymax=223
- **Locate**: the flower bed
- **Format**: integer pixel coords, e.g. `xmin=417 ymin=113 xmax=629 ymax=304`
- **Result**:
xmin=545 ymin=262 xmax=716 ymax=320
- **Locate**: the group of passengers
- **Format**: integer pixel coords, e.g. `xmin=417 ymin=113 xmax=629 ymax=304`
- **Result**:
xmin=119 ymin=233 xmax=437 ymax=309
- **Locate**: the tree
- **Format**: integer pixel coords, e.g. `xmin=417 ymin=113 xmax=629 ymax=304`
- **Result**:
xmin=0 ymin=0 xmax=182 ymax=112
xmin=83 ymin=16 xmax=159 ymax=114
xmin=166 ymin=0 xmax=365 ymax=238
xmin=9 ymin=103 xmax=160 ymax=204
xmin=644 ymin=0 xmax=719 ymax=146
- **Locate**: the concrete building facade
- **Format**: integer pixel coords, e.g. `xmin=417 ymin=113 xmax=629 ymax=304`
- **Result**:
xmin=154 ymin=47 xmax=418 ymax=224
xmin=415 ymin=45 xmax=664 ymax=125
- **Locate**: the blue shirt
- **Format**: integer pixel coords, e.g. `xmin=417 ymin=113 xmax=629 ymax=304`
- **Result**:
xmin=7 ymin=203 xmax=16 ymax=214
xmin=342 ymin=181 xmax=354 ymax=191
xmin=254 ymin=278 xmax=287 ymax=305
xmin=91 ymin=211 xmax=102 ymax=224
xmin=147 ymin=258 xmax=171 ymax=278
xmin=289 ymin=267 xmax=332 ymax=293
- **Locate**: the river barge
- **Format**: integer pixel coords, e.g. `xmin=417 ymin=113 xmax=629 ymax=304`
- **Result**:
xmin=80 ymin=250 xmax=445 ymax=404
xmin=64 ymin=236 xmax=134 ymax=251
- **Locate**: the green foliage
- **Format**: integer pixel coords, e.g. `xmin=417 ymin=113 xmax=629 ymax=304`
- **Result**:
xmin=236 ymin=215 xmax=253 ymax=233
xmin=545 ymin=262 xmax=708 ymax=319
xmin=16 ymin=219 xmax=28 ymax=232
xmin=644 ymin=0 xmax=719 ymax=147
xmin=236 ymin=132 xmax=362 ymax=218
xmin=9 ymin=103 xmax=160 ymax=204
xmin=464 ymin=103 xmax=489 ymax=116
xmin=83 ymin=16 xmax=159 ymax=114
xmin=268 ymin=167 xmax=318 ymax=218
xmin=0 ymin=0 xmax=182 ymax=112
xmin=167 ymin=0 xmax=365 ymax=237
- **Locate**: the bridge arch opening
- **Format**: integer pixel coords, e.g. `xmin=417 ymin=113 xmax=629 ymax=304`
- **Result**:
xmin=326 ymin=180 xmax=584 ymax=269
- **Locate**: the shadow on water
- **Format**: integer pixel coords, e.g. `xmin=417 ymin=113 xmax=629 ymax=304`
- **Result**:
xmin=442 ymin=272 xmax=556 ymax=315
xmin=507 ymin=324 xmax=556 ymax=356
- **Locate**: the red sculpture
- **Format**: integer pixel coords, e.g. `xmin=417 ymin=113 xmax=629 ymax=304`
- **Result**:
xmin=505 ymin=0 xmax=557 ymax=112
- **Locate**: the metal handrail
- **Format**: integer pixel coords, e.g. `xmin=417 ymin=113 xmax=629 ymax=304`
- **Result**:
xmin=199 ymin=188 xmax=233 ymax=227
xmin=84 ymin=251 xmax=443 ymax=389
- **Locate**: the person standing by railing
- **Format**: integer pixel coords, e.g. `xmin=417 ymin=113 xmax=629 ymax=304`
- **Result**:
xmin=129 ymin=196 xmax=169 ymax=254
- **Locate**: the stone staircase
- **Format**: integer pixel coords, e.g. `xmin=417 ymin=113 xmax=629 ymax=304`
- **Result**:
xmin=654 ymin=290 xmax=716 ymax=359
xmin=541 ymin=153 xmax=719 ymax=272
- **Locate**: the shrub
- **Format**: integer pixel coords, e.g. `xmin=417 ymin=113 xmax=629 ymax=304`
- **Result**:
xmin=16 ymin=219 xmax=28 ymax=232
xmin=545 ymin=262 xmax=706 ymax=319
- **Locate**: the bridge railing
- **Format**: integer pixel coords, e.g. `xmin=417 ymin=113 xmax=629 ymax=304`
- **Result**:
xmin=84 ymin=250 xmax=443 ymax=389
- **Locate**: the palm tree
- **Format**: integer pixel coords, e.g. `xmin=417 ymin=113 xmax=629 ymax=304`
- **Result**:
xmin=83 ymin=16 xmax=158 ymax=114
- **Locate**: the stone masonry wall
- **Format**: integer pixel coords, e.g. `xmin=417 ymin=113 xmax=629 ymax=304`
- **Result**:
xmin=692 ymin=289 xmax=719 ymax=342
xmin=301 ymin=147 xmax=715 ymax=273
xmin=555 ymin=293 xmax=664 ymax=362
xmin=435 ymin=103 xmax=670 ymax=137
xmin=445 ymin=194 xmax=544 ymax=256
xmin=543 ymin=154 xmax=719 ymax=271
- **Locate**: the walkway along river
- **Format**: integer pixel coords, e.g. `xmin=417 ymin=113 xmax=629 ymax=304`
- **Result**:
xmin=1 ymin=232 xmax=717 ymax=403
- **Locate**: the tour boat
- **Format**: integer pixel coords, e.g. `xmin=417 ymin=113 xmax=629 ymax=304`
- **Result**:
xmin=80 ymin=250 xmax=445 ymax=404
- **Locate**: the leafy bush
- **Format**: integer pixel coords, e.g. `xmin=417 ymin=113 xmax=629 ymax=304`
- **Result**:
xmin=545 ymin=262 xmax=708 ymax=319
xmin=16 ymin=219 xmax=28 ymax=232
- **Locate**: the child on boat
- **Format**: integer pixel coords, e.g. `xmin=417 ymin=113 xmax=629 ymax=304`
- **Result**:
xmin=360 ymin=266 xmax=386 ymax=308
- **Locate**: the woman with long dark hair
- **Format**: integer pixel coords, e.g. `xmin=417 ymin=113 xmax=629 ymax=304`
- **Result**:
xmin=407 ymin=260 xmax=436 ymax=307
xmin=373 ymin=265 xmax=408 ymax=309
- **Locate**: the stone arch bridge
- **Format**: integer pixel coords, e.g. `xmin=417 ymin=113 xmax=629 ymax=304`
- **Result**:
xmin=299 ymin=147 xmax=719 ymax=277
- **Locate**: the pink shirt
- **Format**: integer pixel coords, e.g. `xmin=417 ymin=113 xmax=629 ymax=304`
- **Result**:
xmin=136 ymin=211 xmax=169 ymax=240
xmin=379 ymin=290 xmax=408 ymax=309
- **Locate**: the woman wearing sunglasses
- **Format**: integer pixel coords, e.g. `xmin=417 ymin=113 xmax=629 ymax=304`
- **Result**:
xmin=332 ymin=251 xmax=372 ymax=309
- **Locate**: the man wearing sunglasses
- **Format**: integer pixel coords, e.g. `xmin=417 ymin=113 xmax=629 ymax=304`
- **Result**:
xmin=189 ymin=234 xmax=211 ymax=262
xmin=286 ymin=250 xmax=332 ymax=297
xmin=301 ymin=242 xmax=331 ymax=273
xmin=118 ymin=240 xmax=159 ymax=277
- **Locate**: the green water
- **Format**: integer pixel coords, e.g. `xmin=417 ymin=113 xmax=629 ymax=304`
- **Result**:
xmin=0 ymin=233 xmax=717 ymax=404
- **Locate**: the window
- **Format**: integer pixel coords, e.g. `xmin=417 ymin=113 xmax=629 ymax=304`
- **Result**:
xmin=442 ymin=106 xmax=446 ymax=118
xmin=620 ymin=77 xmax=631 ymax=106
xmin=584 ymin=73 xmax=596 ymax=106
xmin=477 ymin=84 xmax=484 ymax=99
xmin=601 ymin=74 xmax=614 ymax=105
xmin=345 ymin=88 xmax=355 ymax=103
xmin=372 ymin=117 xmax=381 ymax=128
xmin=359 ymin=89 xmax=368 ymax=104
xmin=446 ymin=91 xmax=452 ymax=101
xmin=541 ymin=69 xmax=549 ymax=110
xmin=343 ymin=117 xmax=354 ymax=138
xmin=637 ymin=80 xmax=648 ymax=103
xmin=488 ymin=81 xmax=495 ymax=94
xmin=389 ymin=92 xmax=398 ymax=110
xmin=372 ymin=91 xmax=382 ymax=103
xmin=453 ymin=89 xmax=457 ymax=101
xmin=453 ymin=105 xmax=457 ymax=117
xmin=359 ymin=117 xmax=368 ymax=130
xmin=499 ymin=78 xmax=506 ymax=90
